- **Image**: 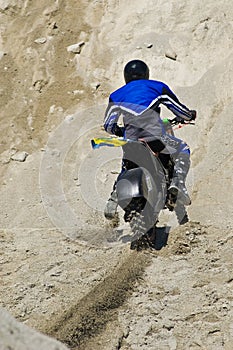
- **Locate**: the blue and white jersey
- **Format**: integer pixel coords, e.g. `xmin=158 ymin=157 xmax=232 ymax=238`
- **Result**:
xmin=103 ymin=79 xmax=193 ymax=141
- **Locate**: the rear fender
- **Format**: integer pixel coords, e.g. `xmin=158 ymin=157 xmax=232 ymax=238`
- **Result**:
xmin=116 ymin=168 xmax=149 ymax=209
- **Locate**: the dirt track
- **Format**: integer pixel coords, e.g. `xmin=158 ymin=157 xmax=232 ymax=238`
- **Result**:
xmin=39 ymin=221 xmax=233 ymax=350
xmin=45 ymin=249 xmax=151 ymax=349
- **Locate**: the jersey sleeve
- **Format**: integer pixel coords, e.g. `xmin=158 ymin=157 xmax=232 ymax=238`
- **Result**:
xmin=103 ymin=98 xmax=121 ymax=135
xmin=160 ymin=84 xmax=193 ymax=120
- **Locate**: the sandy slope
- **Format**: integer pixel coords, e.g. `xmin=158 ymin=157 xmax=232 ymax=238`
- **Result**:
xmin=0 ymin=0 xmax=233 ymax=349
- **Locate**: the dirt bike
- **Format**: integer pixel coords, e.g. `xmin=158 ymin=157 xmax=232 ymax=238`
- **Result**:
xmin=91 ymin=118 xmax=194 ymax=250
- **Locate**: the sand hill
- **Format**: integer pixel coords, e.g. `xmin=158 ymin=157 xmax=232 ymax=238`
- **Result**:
xmin=0 ymin=1 xmax=233 ymax=349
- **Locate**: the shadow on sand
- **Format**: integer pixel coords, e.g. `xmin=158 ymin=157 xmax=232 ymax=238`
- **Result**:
xmin=153 ymin=226 xmax=171 ymax=250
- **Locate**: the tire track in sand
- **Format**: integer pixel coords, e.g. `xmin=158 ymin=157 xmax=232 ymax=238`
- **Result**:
xmin=44 ymin=248 xmax=151 ymax=349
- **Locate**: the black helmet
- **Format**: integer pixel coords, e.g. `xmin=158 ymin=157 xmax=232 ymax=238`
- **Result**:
xmin=124 ymin=59 xmax=149 ymax=83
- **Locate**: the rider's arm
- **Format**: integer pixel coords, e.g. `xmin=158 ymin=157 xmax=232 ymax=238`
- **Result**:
xmin=161 ymin=85 xmax=196 ymax=121
xmin=103 ymin=98 xmax=123 ymax=136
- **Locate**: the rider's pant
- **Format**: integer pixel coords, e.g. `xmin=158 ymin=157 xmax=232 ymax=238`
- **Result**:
xmin=160 ymin=133 xmax=190 ymax=183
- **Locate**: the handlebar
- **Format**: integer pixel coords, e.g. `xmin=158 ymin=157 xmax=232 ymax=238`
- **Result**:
xmin=92 ymin=116 xmax=195 ymax=149
xmin=163 ymin=117 xmax=195 ymax=126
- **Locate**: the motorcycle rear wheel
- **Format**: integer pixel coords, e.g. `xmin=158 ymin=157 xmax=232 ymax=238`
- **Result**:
xmin=124 ymin=197 xmax=152 ymax=240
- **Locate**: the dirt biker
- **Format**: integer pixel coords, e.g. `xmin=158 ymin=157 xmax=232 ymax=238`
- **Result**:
xmin=103 ymin=59 xmax=196 ymax=221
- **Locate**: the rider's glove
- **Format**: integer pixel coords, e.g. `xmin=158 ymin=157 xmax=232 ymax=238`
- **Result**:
xmin=111 ymin=123 xmax=124 ymax=137
xmin=190 ymin=110 xmax=197 ymax=121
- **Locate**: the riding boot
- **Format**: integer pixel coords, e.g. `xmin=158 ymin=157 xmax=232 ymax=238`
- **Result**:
xmin=168 ymin=154 xmax=191 ymax=206
xmin=175 ymin=203 xmax=189 ymax=225
xmin=104 ymin=190 xmax=118 ymax=219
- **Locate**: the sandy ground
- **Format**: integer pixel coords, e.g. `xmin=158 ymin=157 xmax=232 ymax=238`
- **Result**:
xmin=0 ymin=0 xmax=233 ymax=349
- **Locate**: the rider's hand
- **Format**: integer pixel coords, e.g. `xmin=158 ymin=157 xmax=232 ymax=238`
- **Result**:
xmin=112 ymin=123 xmax=124 ymax=137
xmin=190 ymin=110 xmax=197 ymax=121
